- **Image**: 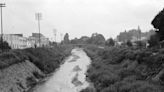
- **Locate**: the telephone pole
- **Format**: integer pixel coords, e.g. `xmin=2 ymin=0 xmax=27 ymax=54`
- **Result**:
xmin=138 ymin=26 xmax=141 ymax=41
xmin=0 ymin=3 xmax=6 ymax=52
xmin=35 ymin=13 xmax=42 ymax=47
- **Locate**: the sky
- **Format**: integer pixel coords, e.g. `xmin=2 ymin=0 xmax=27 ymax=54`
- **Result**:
xmin=1 ymin=0 xmax=164 ymax=41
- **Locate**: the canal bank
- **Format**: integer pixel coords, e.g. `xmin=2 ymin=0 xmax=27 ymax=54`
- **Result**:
xmin=0 ymin=46 xmax=73 ymax=92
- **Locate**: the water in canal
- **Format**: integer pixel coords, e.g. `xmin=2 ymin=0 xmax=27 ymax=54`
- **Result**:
xmin=33 ymin=48 xmax=91 ymax=92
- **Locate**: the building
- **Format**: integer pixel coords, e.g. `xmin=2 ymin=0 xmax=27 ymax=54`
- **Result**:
xmin=27 ymin=36 xmax=37 ymax=48
xmin=30 ymin=33 xmax=49 ymax=47
xmin=1 ymin=34 xmax=28 ymax=49
xmin=0 ymin=33 xmax=50 ymax=49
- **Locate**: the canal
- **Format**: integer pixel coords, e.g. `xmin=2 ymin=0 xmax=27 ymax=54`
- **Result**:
xmin=33 ymin=48 xmax=91 ymax=92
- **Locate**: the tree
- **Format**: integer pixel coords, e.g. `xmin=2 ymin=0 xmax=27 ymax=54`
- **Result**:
xmin=63 ymin=33 xmax=70 ymax=44
xmin=88 ymin=33 xmax=106 ymax=45
xmin=117 ymin=29 xmax=143 ymax=42
xmin=151 ymin=8 xmax=164 ymax=41
xmin=126 ymin=40 xmax=132 ymax=47
xmin=70 ymin=38 xmax=79 ymax=44
xmin=148 ymin=33 xmax=159 ymax=47
xmin=0 ymin=40 xmax=11 ymax=52
xmin=79 ymin=36 xmax=90 ymax=44
xmin=135 ymin=41 xmax=146 ymax=48
xmin=106 ymin=38 xmax=115 ymax=46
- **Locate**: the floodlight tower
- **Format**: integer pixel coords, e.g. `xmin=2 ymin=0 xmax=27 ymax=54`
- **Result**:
xmin=35 ymin=13 xmax=42 ymax=47
xmin=0 ymin=3 xmax=6 ymax=52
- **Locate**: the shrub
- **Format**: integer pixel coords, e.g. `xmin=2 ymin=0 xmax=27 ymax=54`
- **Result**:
xmin=23 ymin=46 xmax=72 ymax=74
xmin=0 ymin=50 xmax=27 ymax=69
xmin=0 ymin=45 xmax=72 ymax=74
xmin=83 ymin=45 xmax=164 ymax=92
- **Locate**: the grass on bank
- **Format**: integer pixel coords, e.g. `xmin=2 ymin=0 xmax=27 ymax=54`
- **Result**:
xmin=0 ymin=45 xmax=73 ymax=74
xmin=82 ymin=45 xmax=164 ymax=92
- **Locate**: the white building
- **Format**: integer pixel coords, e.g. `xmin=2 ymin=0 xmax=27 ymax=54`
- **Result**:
xmin=30 ymin=33 xmax=50 ymax=47
xmin=27 ymin=36 xmax=36 ymax=48
xmin=2 ymin=34 xmax=28 ymax=49
xmin=0 ymin=33 xmax=50 ymax=49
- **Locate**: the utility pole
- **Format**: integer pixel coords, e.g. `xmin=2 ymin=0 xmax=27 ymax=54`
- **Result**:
xmin=138 ymin=26 xmax=141 ymax=41
xmin=0 ymin=3 xmax=6 ymax=52
xmin=35 ymin=13 xmax=42 ymax=47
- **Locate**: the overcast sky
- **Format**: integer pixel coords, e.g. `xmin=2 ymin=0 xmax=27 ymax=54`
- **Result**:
xmin=1 ymin=0 xmax=164 ymax=41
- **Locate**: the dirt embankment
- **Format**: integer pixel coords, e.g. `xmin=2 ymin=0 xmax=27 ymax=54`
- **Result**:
xmin=0 ymin=60 xmax=44 ymax=92
xmin=0 ymin=45 xmax=73 ymax=92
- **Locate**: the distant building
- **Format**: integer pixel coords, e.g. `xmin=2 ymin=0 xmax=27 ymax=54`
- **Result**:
xmin=1 ymin=34 xmax=27 ymax=49
xmin=27 ymin=36 xmax=37 ymax=48
xmin=117 ymin=27 xmax=156 ymax=43
xmin=0 ymin=33 xmax=50 ymax=49
xmin=30 ymin=33 xmax=49 ymax=47
xmin=32 ymin=33 xmax=44 ymax=38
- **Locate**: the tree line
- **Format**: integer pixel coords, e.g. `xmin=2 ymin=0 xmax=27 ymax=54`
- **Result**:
xmin=61 ymin=8 xmax=164 ymax=48
xmin=62 ymin=32 xmax=115 ymax=47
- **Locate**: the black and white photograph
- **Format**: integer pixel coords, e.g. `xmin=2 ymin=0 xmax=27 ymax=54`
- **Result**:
xmin=0 ymin=0 xmax=164 ymax=92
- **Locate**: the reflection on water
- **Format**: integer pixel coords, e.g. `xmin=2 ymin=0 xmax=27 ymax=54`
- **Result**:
xmin=33 ymin=48 xmax=91 ymax=92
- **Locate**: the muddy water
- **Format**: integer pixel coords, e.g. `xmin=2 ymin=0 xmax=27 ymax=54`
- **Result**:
xmin=33 ymin=48 xmax=91 ymax=92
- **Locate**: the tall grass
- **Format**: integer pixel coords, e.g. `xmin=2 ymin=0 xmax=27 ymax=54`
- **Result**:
xmin=0 ymin=45 xmax=73 ymax=74
xmin=83 ymin=45 xmax=164 ymax=92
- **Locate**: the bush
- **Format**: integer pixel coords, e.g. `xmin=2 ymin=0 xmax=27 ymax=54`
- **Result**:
xmin=148 ymin=34 xmax=159 ymax=48
xmin=0 ymin=45 xmax=72 ymax=74
xmin=0 ymin=50 xmax=27 ymax=69
xmin=23 ymin=46 xmax=72 ymax=74
xmin=0 ymin=40 xmax=11 ymax=52
xmin=83 ymin=45 xmax=164 ymax=92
